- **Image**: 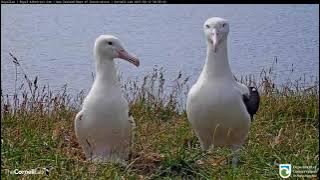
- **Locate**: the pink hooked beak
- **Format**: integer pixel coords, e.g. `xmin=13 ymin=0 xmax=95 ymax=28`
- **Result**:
xmin=117 ymin=49 xmax=140 ymax=67
xmin=210 ymin=28 xmax=219 ymax=53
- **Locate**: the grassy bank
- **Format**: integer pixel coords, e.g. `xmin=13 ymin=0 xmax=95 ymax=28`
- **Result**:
xmin=1 ymin=54 xmax=319 ymax=179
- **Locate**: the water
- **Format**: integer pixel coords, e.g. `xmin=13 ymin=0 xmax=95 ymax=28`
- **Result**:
xmin=1 ymin=5 xmax=319 ymax=95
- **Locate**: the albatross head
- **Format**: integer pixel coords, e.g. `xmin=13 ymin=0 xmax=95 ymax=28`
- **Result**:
xmin=203 ymin=17 xmax=229 ymax=53
xmin=94 ymin=35 xmax=140 ymax=67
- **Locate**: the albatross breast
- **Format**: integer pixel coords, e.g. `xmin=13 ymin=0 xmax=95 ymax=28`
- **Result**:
xmin=187 ymin=80 xmax=251 ymax=145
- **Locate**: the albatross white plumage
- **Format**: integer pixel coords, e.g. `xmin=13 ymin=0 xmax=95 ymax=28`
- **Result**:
xmin=186 ymin=17 xmax=260 ymax=165
xmin=75 ymin=35 xmax=139 ymax=164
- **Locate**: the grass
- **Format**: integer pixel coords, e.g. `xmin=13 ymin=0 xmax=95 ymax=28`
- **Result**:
xmin=1 ymin=54 xmax=319 ymax=179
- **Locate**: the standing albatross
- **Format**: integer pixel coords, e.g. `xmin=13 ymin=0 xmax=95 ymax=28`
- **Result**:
xmin=75 ymin=35 xmax=139 ymax=164
xmin=186 ymin=17 xmax=260 ymax=165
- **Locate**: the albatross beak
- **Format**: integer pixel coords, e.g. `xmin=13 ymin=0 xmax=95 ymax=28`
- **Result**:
xmin=117 ymin=49 xmax=140 ymax=67
xmin=211 ymin=29 xmax=219 ymax=53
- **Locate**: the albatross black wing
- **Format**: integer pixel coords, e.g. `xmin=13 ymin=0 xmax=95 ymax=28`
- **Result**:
xmin=242 ymin=87 xmax=260 ymax=121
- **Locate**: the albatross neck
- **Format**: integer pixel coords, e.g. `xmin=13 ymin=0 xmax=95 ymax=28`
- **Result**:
xmin=202 ymin=39 xmax=233 ymax=81
xmin=94 ymin=55 xmax=119 ymax=87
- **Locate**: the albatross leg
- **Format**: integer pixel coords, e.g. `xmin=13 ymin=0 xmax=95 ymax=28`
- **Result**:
xmin=230 ymin=144 xmax=241 ymax=168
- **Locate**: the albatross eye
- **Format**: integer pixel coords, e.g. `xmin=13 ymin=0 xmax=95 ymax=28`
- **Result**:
xmin=107 ymin=42 xmax=113 ymax=45
xmin=222 ymin=23 xmax=226 ymax=27
xmin=205 ymin=24 xmax=210 ymax=28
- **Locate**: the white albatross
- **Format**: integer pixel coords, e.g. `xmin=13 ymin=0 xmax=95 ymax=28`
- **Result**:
xmin=186 ymin=17 xmax=260 ymax=166
xmin=75 ymin=35 xmax=139 ymax=164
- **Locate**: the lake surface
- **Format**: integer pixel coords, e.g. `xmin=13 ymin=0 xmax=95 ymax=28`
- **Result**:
xmin=1 ymin=5 xmax=319 ymax=95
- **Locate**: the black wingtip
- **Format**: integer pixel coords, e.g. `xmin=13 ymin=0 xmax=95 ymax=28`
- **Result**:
xmin=243 ymin=86 xmax=260 ymax=122
xmin=249 ymin=87 xmax=258 ymax=93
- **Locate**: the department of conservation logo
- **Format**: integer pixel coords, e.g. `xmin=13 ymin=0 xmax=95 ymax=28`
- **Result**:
xmin=279 ymin=164 xmax=292 ymax=178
